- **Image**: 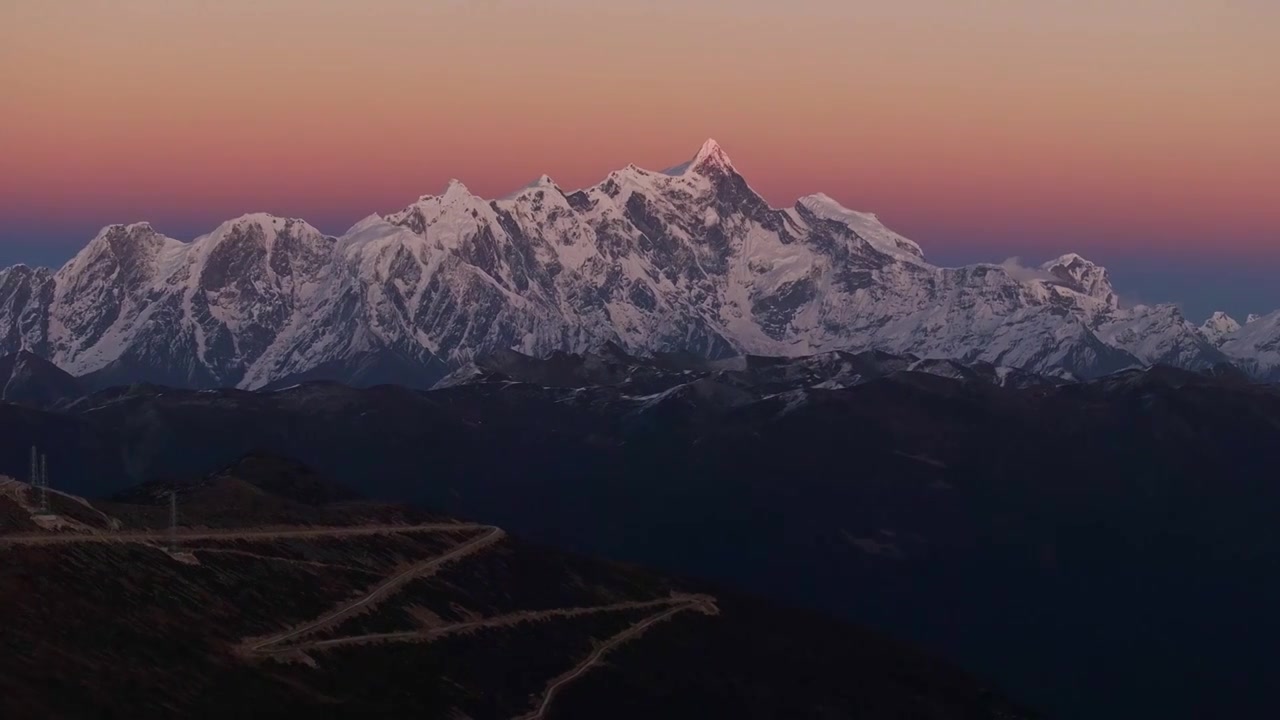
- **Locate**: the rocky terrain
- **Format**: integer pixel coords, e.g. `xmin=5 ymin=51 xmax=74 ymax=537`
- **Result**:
xmin=1 ymin=140 xmax=1275 ymax=389
xmin=0 ymin=454 xmax=1031 ymax=719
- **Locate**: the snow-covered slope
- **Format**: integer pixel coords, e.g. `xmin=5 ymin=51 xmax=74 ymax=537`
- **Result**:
xmin=1201 ymin=312 xmax=1242 ymax=347
xmin=1220 ymin=311 xmax=1280 ymax=381
xmin=43 ymin=216 xmax=335 ymax=387
xmin=0 ymin=140 xmax=1271 ymax=388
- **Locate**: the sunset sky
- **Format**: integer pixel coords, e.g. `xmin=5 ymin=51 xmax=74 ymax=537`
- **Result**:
xmin=2 ymin=0 xmax=1277 ymax=318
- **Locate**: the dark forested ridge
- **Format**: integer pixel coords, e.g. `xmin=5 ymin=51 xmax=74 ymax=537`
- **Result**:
xmin=3 ymin=348 xmax=1279 ymax=717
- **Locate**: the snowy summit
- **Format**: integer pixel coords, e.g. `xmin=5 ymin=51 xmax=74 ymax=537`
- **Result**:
xmin=0 ymin=139 xmax=1276 ymax=389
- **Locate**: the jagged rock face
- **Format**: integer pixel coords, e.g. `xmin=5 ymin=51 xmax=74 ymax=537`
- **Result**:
xmin=43 ymin=216 xmax=336 ymax=388
xmin=183 ymin=216 xmax=335 ymax=383
xmin=0 ymin=140 xmax=1270 ymax=388
xmin=1201 ymin=312 xmax=1242 ymax=347
xmin=1042 ymin=253 xmax=1120 ymax=309
xmin=0 ymin=265 xmax=53 ymax=357
xmin=49 ymin=222 xmax=189 ymax=384
xmin=1221 ymin=310 xmax=1280 ymax=381
xmin=1090 ymin=304 xmax=1228 ymax=371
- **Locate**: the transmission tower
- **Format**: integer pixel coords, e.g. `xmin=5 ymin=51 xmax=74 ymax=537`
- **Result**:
xmin=39 ymin=453 xmax=49 ymax=514
xmin=169 ymin=490 xmax=178 ymax=552
xmin=27 ymin=446 xmax=50 ymax=515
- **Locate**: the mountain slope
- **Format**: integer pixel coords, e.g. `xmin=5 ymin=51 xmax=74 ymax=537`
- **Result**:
xmin=0 ymin=140 xmax=1267 ymax=386
xmin=0 ymin=351 xmax=83 ymax=409
xmin=1201 ymin=311 xmax=1242 ymax=346
xmin=39 ymin=216 xmax=336 ymax=389
xmin=1221 ymin=310 xmax=1280 ymax=380
xmin=0 ymin=456 xmax=1033 ymax=719
xmin=5 ymin=364 xmax=1277 ymax=718
xmin=0 ymin=265 xmax=53 ymax=356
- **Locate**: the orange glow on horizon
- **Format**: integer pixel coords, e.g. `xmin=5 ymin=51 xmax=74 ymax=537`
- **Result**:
xmin=1 ymin=0 xmax=1276 ymax=259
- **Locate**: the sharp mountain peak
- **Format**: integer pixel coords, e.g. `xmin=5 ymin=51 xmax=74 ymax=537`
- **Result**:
xmin=0 ymin=139 xmax=1275 ymax=389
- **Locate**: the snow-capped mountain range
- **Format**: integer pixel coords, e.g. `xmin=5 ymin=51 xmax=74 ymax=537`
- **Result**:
xmin=0 ymin=139 xmax=1276 ymax=389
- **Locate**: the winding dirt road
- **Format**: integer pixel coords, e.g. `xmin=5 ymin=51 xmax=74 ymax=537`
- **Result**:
xmin=514 ymin=595 xmax=717 ymax=720
xmin=0 ymin=522 xmax=486 ymax=546
xmin=243 ymin=526 xmax=506 ymax=655
xmin=186 ymin=547 xmax=385 ymax=575
xmin=259 ymin=593 xmax=714 ymax=655
xmin=3 ymin=501 xmax=722 ymax=718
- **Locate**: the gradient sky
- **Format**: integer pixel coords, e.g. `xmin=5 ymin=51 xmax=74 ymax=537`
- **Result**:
xmin=2 ymin=0 xmax=1277 ymax=319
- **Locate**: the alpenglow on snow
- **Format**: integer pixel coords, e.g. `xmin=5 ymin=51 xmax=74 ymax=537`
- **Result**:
xmin=0 ymin=139 xmax=1275 ymax=389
